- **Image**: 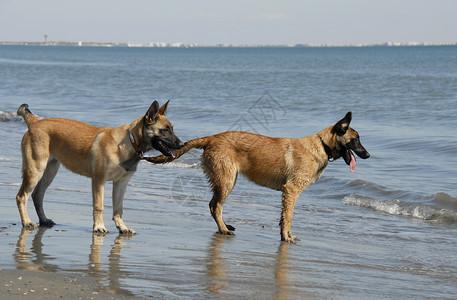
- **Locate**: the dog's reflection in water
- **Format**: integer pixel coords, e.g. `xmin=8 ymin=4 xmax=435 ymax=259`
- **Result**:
xmin=14 ymin=228 xmax=134 ymax=296
xmin=204 ymin=233 xmax=309 ymax=298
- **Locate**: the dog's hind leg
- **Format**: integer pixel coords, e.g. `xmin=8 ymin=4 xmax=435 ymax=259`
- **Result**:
xmin=112 ymin=174 xmax=135 ymax=235
xmin=209 ymin=188 xmax=236 ymax=235
xmin=16 ymin=134 xmax=49 ymax=229
xmin=205 ymin=161 xmax=238 ymax=236
xmin=32 ymin=158 xmax=60 ymax=227
xmin=16 ymin=176 xmax=41 ymax=229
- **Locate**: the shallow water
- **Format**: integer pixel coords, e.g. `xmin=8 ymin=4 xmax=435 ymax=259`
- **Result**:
xmin=1 ymin=45 xmax=457 ymax=298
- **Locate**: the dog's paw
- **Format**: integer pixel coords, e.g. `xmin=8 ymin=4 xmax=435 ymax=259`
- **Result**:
xmin=39 ymin=219 xmax=56 ymax=228
xmin=218 ymin=230 xmax=236 ymax=236
xmin=119 ymin=228 xmax=136 ymax=235
xmin=281 ymin=235 xmax=300 ymax=243
xmin=93 ymin=225 xmax=109 ymax=234
xmin=290 ymin=235 xmax=300 ymax=243
xmin=23 ymin=221 xmax=38 ymax=229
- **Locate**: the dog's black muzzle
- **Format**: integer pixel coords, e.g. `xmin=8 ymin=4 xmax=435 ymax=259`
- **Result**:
xmin=343 ymin=138 xmax=370 ymax=162
xmin=349 ymin=137 xmax=370 ymax=159
xmin=341 ymin=138 xmax=370 ymax=172
xmin=152 ymin=134 xmax=184 ymax=158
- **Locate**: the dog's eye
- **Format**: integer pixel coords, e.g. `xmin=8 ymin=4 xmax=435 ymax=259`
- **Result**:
xmin=161 ymin=126 xmax=172 ymax=133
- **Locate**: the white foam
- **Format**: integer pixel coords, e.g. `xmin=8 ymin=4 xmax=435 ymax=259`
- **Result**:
xmin=0 ymin=182 xmax=21 ymax=187
xmin=0 ymin=110 xmax=46 ymax=122
xmin=0 ymin=111 xmax=17 ymax=122
xmin=0 ymin=157 xmax=15 ymax=162
xmin=343 ymin=195 xmax=457 ymax=225
xmin=343 ymin=196 xmax=401 ymax=215
xmin=142 ymin=159 xmax=200 ymax=169
xmin=53 ymin=187 xmax=91 ymax=194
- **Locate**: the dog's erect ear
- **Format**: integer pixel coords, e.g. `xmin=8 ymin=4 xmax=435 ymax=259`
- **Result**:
xmin=332 ymin=111 xmax=352 ymax=136
xmin=145 ymin=101 xmax=160 ymax=125
xmin=158 ymin=100 xmax=170 ymax=116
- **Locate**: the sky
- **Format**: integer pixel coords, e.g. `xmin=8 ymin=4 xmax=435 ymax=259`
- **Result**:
xmin=1 ymin=0 xmax=456 ymax=45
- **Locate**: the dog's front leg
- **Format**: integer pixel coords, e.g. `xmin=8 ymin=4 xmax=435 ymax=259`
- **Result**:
xmin=280 ymin=181 xmax=302 ymax=243
xmin=92 ymin=179 xmax=108 ymax=233
xmin=112 ymin=175 xmax=135 ymax=235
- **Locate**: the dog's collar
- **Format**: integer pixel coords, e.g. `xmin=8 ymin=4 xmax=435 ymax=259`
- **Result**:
xmin=129 ymin=131 xmax=144 ymax=160
xmin=128 ymin=131 xmax=158 ymax=163
xmin=319 ymin=135 xmax=334 ymax=162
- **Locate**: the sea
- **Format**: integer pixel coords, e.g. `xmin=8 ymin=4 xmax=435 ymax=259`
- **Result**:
xmin=1 ymin=45 xmax=456 ymax=299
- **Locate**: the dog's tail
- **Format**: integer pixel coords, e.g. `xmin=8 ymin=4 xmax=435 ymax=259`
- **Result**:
xmin=17 ymin=104 xmax=38 ymax=127
xmin=146 ymin=136 xmax=211 ymax=164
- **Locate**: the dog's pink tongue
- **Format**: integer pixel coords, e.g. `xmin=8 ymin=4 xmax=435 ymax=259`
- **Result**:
xmin=171 ymin=149 xmax=177 ymax=159
xmin=349 ymin=150 xmax=356 ymax=173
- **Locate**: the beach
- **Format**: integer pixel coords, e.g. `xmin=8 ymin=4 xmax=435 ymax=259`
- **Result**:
xmin=0 ymin=268 xmax=134 ymax=299
xmin=1 ymin=45 xmax=457 ymax=299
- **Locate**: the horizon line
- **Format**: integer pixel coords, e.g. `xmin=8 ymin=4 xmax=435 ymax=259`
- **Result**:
xmin=1 ymin=40 xmax=456 ymax=48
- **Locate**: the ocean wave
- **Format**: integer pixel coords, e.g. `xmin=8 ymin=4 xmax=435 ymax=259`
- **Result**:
xmin=339 ymin=179 xmax=444 ymax=204
xmin=0 ymin=157 xmax=15 ymax=162
xmin=431 ymin=192 xmax=457 ymax=210
xmin=342 ymin=194 xmax=457 ymax=225
xmin=53 ymin=187 xmax=91 ymax=193
xmin=0 ymin=110 xmax=19 ymax=122
xmin=142 ymin=159 xmax=201 ymax=169
xmin=0 ymin=109 xmax=46 ymax=122
xmin=0 ymin=182 xmax=20 ymax=187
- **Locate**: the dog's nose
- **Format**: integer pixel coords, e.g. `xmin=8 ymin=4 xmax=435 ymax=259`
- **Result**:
xmin=177 ymin=141 xmax=185 ymax=149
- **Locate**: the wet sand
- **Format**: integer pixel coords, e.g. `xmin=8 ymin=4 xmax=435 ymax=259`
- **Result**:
xmin=0 ymin=200 xmax=309 ymax=299
xmin=0 ymin=269 xmax=135 ymax=299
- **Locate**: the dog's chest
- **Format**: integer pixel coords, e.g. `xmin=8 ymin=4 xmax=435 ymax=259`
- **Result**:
xmin=104 ymin=159 xmax=139 ymax=181
xmin=120 ymin=158 xmax=139 ymax=172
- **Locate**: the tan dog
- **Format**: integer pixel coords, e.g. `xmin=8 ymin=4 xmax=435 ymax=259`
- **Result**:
xmin=16 ymin=101 xmax=183 ymax=234
xmin=148 ymin=112 xmax=370 ymax=242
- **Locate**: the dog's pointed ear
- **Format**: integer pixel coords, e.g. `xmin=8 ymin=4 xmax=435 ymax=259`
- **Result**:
xmin=145 ymin=101 xmax=160 ymax=125
xmin=158 ymin=100 xmax=170 ymax=116
xmin=332 ymin=111 xmax=352 ymax=135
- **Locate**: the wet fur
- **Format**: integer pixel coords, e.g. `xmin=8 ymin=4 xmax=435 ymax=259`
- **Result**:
xmin=148 ymin=112 xmax=370 ymax=242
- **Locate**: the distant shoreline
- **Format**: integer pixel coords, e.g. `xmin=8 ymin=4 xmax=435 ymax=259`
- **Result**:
xmin=1 ymin=41 xmax=456 ymax=48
